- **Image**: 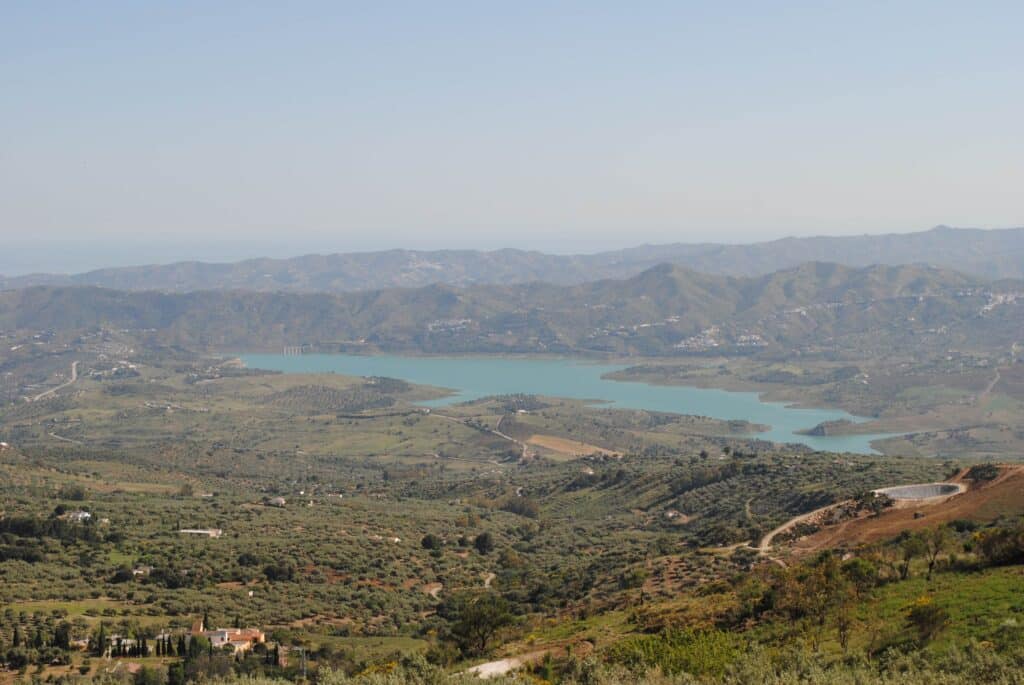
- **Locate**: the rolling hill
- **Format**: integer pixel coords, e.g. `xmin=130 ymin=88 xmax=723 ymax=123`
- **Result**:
xmin=1 ymin=262 xmax=1019 ymax=357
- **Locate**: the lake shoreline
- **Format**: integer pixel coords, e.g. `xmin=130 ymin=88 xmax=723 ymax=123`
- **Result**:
xmin=231 ymin=351 xmax=883 ymax=425
xmin=238 ymin=353 xmax=902 ymax=454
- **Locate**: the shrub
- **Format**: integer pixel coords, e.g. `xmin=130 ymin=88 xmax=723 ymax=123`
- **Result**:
xmin=906 ymin=597 xmax=949 ymax=645
xmin=474 ymin=532 xmax=495 ymax=555
xmin=607 ymin=629 xmax=743 ymax=678
xmin=965 ymin=464 xmax=1000 ymax=482
xmin=58 ymin=484 xmax=87 ymax=501
xmin=975 ymin=525 xmax=1024 ymax=566
xmin=500 ymin=497 xmax=539 ymax=519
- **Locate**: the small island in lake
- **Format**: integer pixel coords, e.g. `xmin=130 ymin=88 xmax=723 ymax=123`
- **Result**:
xmin=797 ymin=419 xmax=856 ymax=436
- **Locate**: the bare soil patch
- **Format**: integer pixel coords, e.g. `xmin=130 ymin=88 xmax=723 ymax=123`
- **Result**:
xmin=421 ymin=582 xmax=443 ymax=598
xmin=792 ymin=466 xmax=1024 ymax=553
xmin=527 ymin=434 xmax=620 ymax=458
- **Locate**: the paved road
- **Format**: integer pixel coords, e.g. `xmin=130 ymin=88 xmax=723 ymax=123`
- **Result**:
xmin=32 ymin=361 xmax=79 ymax=401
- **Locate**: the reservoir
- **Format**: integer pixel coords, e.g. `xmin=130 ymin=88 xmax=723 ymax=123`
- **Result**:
xmin=240 ymin=354 xmax=896 ymax=454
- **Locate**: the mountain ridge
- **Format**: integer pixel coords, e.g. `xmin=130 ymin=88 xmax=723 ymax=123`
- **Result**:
xmin=2 ymin=226 xmax=1022 ymax=293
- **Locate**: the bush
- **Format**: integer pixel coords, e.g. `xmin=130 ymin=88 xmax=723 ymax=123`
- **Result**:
xmin=237 ymin=552 xmax=260 ymax=566
xmin=110 ymin=566 xmax=135 ymax=583
xmin=948 ymin=519 xmax=979 ymax=533
xmin=263 ymin=562 xmax=296 ymax=581
xmin=58 ymin=484 xmax=87 ymax=501
xmin=965 ymin=464 xmax=1000 ymax=482
xmin=906 ymin=597 xmax=949 ymax=645
xmin=975 ymin=525 xmax=1024 ymax=566
xmin=500 ymin=497 xmax=539 ymax=519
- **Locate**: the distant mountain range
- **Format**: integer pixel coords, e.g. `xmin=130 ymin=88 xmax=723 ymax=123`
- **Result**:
xmin=2 ymin=226 xmax=1022 ymax=294
xmin=3 ymin=262 xmax=1019 ymax=357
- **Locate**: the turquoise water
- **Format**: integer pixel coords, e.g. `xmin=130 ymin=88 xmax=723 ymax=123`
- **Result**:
xmin=240 ymin=354 xmax=896 ymax=454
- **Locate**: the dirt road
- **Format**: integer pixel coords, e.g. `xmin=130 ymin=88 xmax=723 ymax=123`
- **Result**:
xmin=32 ymin=361 xmax=78 ymax=401
xmin=433 ymin=412 xmax=533 ymax=460
xmin=466 ymin=654 xmax=535 ymax=678
xmin=757 ymin=501 xmax=842 ymax=553
xmin=466 ymin=644 xmax=587 ymax=679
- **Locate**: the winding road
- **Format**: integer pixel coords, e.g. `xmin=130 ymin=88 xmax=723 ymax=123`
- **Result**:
xmin=757 ymin=501 xmax=842 ymax=554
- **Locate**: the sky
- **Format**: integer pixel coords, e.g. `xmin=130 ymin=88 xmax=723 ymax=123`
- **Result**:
xmin=2 ymin=1 xmax=1023 ymax=273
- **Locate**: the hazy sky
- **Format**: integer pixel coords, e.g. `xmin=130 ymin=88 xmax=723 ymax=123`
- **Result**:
xmin=2 ymin=2 xmax=1022 ymax=272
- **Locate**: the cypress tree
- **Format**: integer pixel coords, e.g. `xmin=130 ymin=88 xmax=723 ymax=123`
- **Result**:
xmin=54 ymin=622 xmax=71 ymax=650
xmin=94 ymin=624 xmax=107 ymax=657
